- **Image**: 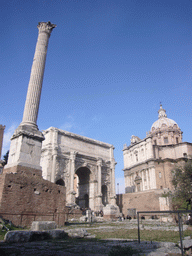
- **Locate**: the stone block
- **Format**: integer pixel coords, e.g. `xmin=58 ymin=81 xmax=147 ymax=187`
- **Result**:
xmin=4 ymin=229 xmax=68 ymax=243
xmin=5 ymin=231 xmax=32 ymax=243
xmin=31 ymin=221 xmax=57 ymax=231
xmin=103 ymin=204 xmax=120 ymax=219
xmin=179 ymin=237 xmax=192 ymax=249
xmin=47 ymin=229 xmax=68 ymax=239
xmin=67 ymin=228 xmax=90 ymax=238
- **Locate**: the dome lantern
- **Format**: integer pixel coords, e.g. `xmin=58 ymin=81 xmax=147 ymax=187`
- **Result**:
xmin=150 ymin=104 xmax=182 ymax=145
xmin=158 ymin=104 xmax=167 ymax=119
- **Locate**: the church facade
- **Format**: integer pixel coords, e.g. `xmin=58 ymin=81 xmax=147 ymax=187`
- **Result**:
xmin=120 ymin=105 xmax=192 ymax=214
xmin=41 ymin=127 xmax=117 ymax=212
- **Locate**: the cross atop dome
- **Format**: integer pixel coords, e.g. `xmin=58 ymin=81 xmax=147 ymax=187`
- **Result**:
xmin=158 ymin=104 xmax=167 ymax=119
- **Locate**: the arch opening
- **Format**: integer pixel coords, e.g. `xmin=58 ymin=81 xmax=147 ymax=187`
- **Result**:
xmin=75 ymin=167 xmax=90 ymax=209
xmin=102 ymin=185 xmax=108 ymax=206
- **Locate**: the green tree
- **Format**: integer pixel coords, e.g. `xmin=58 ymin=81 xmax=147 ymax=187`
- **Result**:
xmin=2 ymin=150 xmax=9 ymax=167
xmin=171 ymin=160 xmax=192 ymax=210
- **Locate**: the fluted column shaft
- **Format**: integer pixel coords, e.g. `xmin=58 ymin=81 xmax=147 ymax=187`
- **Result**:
xmin=21 ymin=22 xmax=56 ymax=128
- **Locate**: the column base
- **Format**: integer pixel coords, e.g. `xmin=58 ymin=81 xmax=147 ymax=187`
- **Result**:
xmin=109 ymin=196 xmax=116 ymax=205
xmin=66 ymin=190 xmax=76 ymax=206
xmin=103 ymin=204 xmax=120 ymax=220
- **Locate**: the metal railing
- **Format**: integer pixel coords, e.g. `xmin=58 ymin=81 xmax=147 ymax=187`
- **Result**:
xmin=137 ymin=210 xmax=192 ymax=256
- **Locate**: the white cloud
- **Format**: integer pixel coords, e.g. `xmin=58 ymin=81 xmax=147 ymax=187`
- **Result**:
xmin=59 ymin=115 xmax=75 ymax=131
xmin=1 ymin=123 xmax=17 ymax=157
xmin=59 ymin=122 xmax=73 ymax=131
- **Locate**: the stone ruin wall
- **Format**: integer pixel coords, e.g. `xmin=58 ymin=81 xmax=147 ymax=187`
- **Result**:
xmin=117 ymin=190 xmax=162 ymax=217
xmin=0 ymin=171 xmax=66 ymax=227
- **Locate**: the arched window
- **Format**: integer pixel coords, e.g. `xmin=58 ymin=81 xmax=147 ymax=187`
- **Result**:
xmin=102 ymin=185 xmax=108 ymax=206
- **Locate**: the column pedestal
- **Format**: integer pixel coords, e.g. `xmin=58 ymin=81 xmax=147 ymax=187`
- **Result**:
xmin=4 ymin=126 xmax=44 ymax=176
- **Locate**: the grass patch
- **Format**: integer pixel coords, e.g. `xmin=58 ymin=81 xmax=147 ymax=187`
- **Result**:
xmin=0 ymin=230 xmax=6 ymax=241
xmin=0 ymin=224 xmax=26 ymax=241
xmin=89 ymin=228 xmax=192 ymax=243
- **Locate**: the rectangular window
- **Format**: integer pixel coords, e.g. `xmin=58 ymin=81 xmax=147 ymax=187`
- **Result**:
xmin=159 ymin=172 xmax=162 ymax=178
xmin=164 ymin=137 xmax=168 ymax=144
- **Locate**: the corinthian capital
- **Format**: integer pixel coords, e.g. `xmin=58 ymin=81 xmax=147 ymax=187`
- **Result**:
xmin=110 ymin=160 xmax=117 ymax=170
xmin=70 ymin=151 xmax=77 ymax=161
xmin=37 ymin=21 xmax=56 ymax=35
xmin=97 ymin=158 xmax=102 ymax=166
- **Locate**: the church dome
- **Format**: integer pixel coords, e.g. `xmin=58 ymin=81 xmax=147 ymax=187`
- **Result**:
xmin=150 ymin=104 xmax=182 ymax=145
xmin=151 ymin=105 xmax=179 ymax=131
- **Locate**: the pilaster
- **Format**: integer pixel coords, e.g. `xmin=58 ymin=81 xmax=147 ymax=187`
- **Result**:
xmin=67 ymin=151 xmax=77 ymax=205
xmin=109 ymin=160 xmax=116 ymax=204
xmin=51 ymin=129 xmax=58 ymax=183
xmin=96 ymin=158 xmax=102 ymax=208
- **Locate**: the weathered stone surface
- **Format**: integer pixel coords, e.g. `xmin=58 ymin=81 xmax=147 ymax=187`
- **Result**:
xmin=103 ymin=204 xmax=120 ymax=219
xmin=66 ymin=228 xmax=90 ymax=238
xmin=5 ymin=231 xmax=32 ymax=243
xmin=41 ymin=127 xmax=118 ymax=213
xmin=179 ymin=237 xmax=192 ymax=249
xmin=4 ymin=229 xmax=68 ymax=243
xmin=0 ymin=237 xmax=182 ymax=255
xmin=0 ymin=172 xmax=66 ymax=227
xmin=31 ymin=221 xmax=57 ymax=231
xmin=47 ymin=229 xmax=68 ymax=239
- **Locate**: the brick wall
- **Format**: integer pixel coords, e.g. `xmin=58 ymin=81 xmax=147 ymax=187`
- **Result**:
xmin=0 ymin=171 xmax=66 ymax=227
xmin=4 ymin=165 xmax=43 ymax=178
xmin=117 ymin=190 xmax=163 ymax=216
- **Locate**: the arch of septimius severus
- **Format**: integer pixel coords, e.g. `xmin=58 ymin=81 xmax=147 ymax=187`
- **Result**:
xmin=41 ymin=127 xmax=118 ymax=212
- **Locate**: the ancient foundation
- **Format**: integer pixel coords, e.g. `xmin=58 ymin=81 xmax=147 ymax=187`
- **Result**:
xmin=0 ymin=170 xmax=66 ymax=227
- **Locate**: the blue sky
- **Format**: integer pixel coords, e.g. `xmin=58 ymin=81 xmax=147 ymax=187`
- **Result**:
xmin=1 ymin=0 xmax=192 ymax=193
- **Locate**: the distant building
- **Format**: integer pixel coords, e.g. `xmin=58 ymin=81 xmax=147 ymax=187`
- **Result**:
xmin=0 ymin=125 xmax=5 ymax=174
xmin=119 ymin=105 xmax=192 ymax=214
xmin=0 ymin=125 xmax=5 ymax=159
